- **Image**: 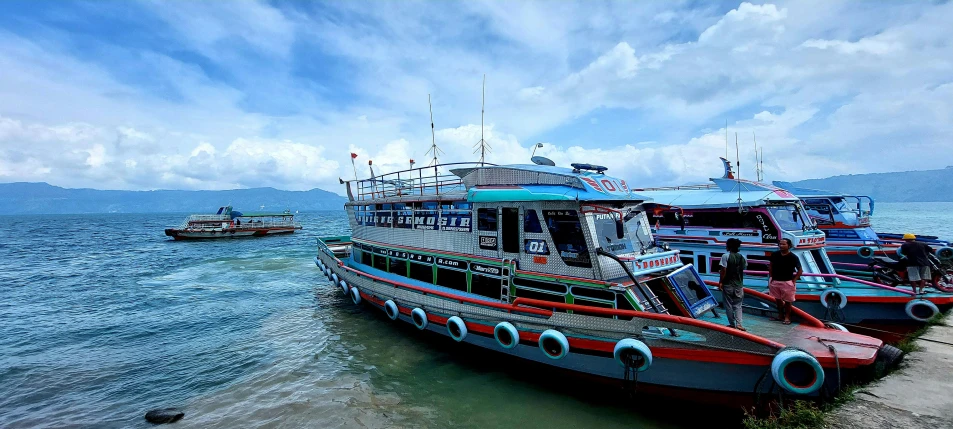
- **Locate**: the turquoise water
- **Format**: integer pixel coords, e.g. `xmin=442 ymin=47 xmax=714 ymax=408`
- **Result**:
xmin=2 ymin=203 xmax=948 ymax=428
xmin=873 ymin=202 xmax=953 ymax=240
xmin=0 ymin=212 xmax=706 ymax=428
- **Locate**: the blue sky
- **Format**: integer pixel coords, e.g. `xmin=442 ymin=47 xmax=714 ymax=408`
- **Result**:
xmin=1 ymin=1 xmax=952 ymax=193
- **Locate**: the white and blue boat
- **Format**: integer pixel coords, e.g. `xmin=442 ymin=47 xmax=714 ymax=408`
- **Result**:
xmin=315 ymin=158 xmax=897 ymax=403
xmin=636 ymin=159 xmax=953 ymax=330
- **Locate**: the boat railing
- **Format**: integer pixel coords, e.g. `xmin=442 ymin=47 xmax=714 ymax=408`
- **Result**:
xmin=187 ymin=214 xmax=231 ymax=222
xmin=351 ymin=162 xmax=494 ymax=201
xmin=633 ymin=184 xmax=718 ymax=192
xmin=316 ymin=243 xmax=784 ymax=354
xmin=181 ymin=218 xmax=300 ymax=230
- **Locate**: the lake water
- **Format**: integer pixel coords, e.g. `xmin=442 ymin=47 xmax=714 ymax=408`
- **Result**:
xmin=1 ymin=203 xmax=949 ymax=428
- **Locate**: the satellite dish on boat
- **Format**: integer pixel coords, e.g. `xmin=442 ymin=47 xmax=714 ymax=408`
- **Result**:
xmin=531 ymin=156 xmax=556 ymax=166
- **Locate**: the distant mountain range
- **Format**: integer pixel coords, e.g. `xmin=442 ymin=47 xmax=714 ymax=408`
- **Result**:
xmin=0 ymin=182 xmax=347 ymax=214
xmin=788 ymin=166 xmax=953 ymax=202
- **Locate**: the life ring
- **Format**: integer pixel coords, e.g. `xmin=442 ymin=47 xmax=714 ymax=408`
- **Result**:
xmin=938 ymin=247 xmax=953 ymax=261
xmin=384 ymin=300 xmax=399 ymax=320
xmin=411 ymin=308 xmax=428 ymax=330
xmin=825 ymin=322 xmax=849 ymax=332
xmin=494 ymin=322 xmax=519 ymax=349
xmin=905 ymin=299 xmax=939 ymax=322
xmin=538 ymin=329 xmax=569 ymax=360
xmin=857 ymin=246 xmax=875 ymax=259
xmin=339 ymin=280 xmax=349 ymax=295
xmin=820 ymin=288 xmax=848 ymax=310
xmin=446 ymin=316 xmax=467 ymax=342
xmin=613 ymin=338 xmax=652 ymax=371
xmin=770 ymin=348 xmax=825 ymax=395
xmin=350 ymin=287 xmax=361 ymax=305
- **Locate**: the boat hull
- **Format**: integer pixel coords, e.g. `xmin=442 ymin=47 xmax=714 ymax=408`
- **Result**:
xmin=315 ymin=248 xmax=885 ymax=402
xmin=164 ymin=227 xmax=299 ymax=240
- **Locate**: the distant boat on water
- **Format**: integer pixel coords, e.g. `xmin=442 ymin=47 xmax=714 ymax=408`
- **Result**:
xmin=164 ymin=205 xmax=302 ymax=240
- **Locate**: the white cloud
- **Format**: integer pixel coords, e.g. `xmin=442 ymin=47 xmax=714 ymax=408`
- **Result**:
xmin=1 ymin=1 xmax=953 ymax=195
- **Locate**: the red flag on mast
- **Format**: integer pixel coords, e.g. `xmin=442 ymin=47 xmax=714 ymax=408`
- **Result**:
xmin=350 ymin=152 xmax=358 ymax=159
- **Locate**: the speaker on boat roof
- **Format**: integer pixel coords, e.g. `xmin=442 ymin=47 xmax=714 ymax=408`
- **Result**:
xmin=531 ymin=156 xmax=556 ymax=166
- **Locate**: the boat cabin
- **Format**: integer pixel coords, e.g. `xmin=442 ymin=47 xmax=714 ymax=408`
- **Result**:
xmin=635 ymin=161 xmax=834 ymax=286
xmin=342 ymin=162 xmax=719 ymax=320
xmin=772 ymin=182 xmax=878 ymax=243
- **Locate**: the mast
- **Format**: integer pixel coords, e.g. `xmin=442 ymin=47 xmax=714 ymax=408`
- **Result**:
xmin=473 ymin=74 xmax=491 ymax=164
xmin=735 ymin=132 xmax=742 ymax=213
xmin=426 ymin=94 xmax=443 ymax=167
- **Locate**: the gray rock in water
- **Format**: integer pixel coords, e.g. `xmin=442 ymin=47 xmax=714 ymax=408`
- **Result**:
xmin=145 ymin=408 xmax=184 ymax=424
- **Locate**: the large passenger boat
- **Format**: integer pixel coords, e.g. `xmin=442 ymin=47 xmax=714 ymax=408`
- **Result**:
xmin=164 ymin=205 xmax=302 ymax=240
xmin=315 ymin=159 xmax=899 ymax=403
xmin=772 ymin=182 xmax=953 ymax=269
xmin=636 ymin=159 xmax=953 ymax=327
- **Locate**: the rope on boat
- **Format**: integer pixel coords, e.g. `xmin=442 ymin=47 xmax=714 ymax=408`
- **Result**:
xmin=622 ymin=353 xmax=640 ymax=398
xmin=814 ymin=337 xmax=842 ymax=394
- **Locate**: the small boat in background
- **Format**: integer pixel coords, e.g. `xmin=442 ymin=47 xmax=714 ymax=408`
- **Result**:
xmin=771 ymin=182 xmax=953 ymax=265
xmin=164 ymin=205 xmax=302 ymax=240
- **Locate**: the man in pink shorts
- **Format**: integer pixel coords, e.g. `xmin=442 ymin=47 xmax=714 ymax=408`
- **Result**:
xmin=768 ymin=238 xmax=803 ymax=324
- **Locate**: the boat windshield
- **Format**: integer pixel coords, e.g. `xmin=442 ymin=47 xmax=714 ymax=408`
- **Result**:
xmin=767 ymin=205 xmax=813 ymax=232
xmin=830 ymin=197 xmax=850 ymax=213
xmin=589 ymin=205 xmax=653 ymax=255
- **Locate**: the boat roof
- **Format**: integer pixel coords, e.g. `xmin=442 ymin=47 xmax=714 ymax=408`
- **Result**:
xmin=453 ymin=164 xmax=651 ymax=203
xmin=635 ymin=178 xmax=799 ymax=209
xmin=772 ymin=181 xmax=870 ymax=200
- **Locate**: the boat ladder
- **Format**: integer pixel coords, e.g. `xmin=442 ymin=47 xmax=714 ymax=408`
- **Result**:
xmin=500 ymin=258 xmax=513 ymax=303
xmin=641 ymin=295 xmax=670 ymax=315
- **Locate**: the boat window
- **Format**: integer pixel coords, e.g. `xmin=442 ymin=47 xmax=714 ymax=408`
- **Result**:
xmin=470 ymin=274 xmax=500 ymax=299
xmin=696 ymin=255 xmax=707 ymax=273
xmin=478 ymin=208 xmax=498 ymax=231
xmin=572 ymin=298 xmax=616 ymax=319
xmin=361 ymin=249 xmax=372 ymax=266
xmin=524 ymin=209 xmax=543 ymax=233
xmin=373 ymin=254 xmax=388 ymax=271
xmin=436 ymin=267 xmax=467 ymax=292
xmin=592 ymin=211 xmax=635 ymax=255
xmin=666 ymin=265 xmax=718 ymax=318
xmin=571 ymin=286 xmax=615 ymax=301
xmin=422 ymin=202 xmax=438 ymax=210
xmin=617 ymin=293 xmax=636 ymax=320
xmin=389 ymin=258 xmax=406 ymax=275
xmin=512 ymin=277 xmax=568 ymax=294
xmin=767 ymin=205 xmax=811 ymax=232
xmin=543 ymin=210 xmax=592 ymax=268
xmin=409 ymin=261 xmax=434 ymax=284
xmin=453 ymin=202 xmax=472 ymax=210
xmin=514 ymin=287 xmax=565 ymax=304
xmin=501 ymin=208 xmax=519 ymax=253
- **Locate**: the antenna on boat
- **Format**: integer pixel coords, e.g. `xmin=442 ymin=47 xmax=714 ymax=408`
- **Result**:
xmin=753 ymin=132 xmax=760 ymax=182
xmin=735 ymin=132 xmax=743 ymax=213
xmin=760 ymin=147 xmax=764 ymax=182
xmin=426 ymin=94 xmax=443 ymax=167
xmin=350 ymin=152 xmax=359 ymax=180
xmin=473 ymin=74 xmax=491 ymax=165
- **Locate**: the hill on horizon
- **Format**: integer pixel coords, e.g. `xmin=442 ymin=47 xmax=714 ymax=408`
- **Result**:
xmin=788 ymin=166 xmax=953 ymax=202
xmin=0 ymin=182 xmax=347 ymax=215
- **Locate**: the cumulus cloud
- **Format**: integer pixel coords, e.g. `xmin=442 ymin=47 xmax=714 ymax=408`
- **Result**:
xmin=1 ymin=0 xmax=952 ymax=195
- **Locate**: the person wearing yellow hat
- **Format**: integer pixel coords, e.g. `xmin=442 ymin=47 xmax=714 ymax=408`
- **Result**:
xmin=900 ymin=233 xmax=934 ymax=294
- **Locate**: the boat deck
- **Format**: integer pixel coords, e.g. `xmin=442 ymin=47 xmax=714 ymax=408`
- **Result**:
xmin=696 ymin=307 xmax=881 ymax=364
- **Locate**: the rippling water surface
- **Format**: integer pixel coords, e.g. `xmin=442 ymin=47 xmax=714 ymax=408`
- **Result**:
xmin=2 ymin=205 xmax=947 ymax=428
xmin=0 ymin=212 xmax=703 ymax=428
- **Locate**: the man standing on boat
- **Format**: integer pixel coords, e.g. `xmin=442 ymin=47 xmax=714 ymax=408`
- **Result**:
xmin=768 ymin=238 xmax=802 ymax=325
xmin=718 ymin=238 xmax=747 ymax=331
xmin=900 ymin=233 xmax=933 ymax=294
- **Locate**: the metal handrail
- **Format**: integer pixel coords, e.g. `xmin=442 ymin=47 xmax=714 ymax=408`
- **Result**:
xmin=350 ymin=162 xmax=493 ymax=201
